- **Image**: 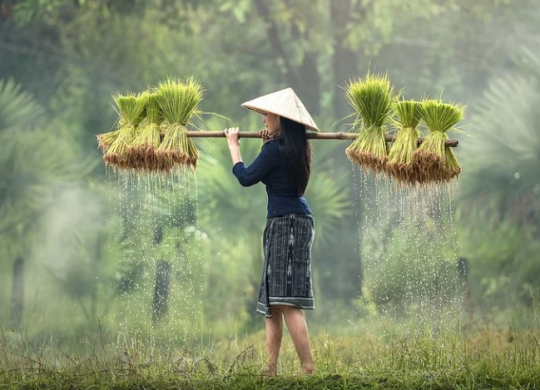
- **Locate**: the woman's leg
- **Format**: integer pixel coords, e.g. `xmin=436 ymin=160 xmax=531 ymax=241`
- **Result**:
xmin=264 ymin=306 xmax=283 ymax=375
xmin=280 ymin=305 xmax=315 ymax=374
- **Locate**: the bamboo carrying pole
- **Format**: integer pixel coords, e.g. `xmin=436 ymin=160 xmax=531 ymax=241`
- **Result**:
xmin=184 ymin=131 xmax=459 ymax=147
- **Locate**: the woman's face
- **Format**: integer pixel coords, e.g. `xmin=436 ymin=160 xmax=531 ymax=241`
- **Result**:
xmin=263 ymin=113 xmax=281 ymax=135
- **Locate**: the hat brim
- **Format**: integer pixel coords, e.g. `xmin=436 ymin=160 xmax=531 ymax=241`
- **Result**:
xmin=241 ymin=105 xmax=319 ymax=132
xmin=241 ymin=87 xmax=320 ymax=132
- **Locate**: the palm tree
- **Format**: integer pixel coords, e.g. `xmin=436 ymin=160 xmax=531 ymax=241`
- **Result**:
xmin=457 ymin=44 xmax=540 ymax=309
xmin=0 ymin=78 xmax=89 ymax=326
xmin=460 ymin=46 xmax=540 ymax=226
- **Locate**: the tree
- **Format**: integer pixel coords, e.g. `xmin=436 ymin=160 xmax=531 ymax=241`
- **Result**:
xmin=0 ymin=78 xmax=90 ymax=325
xmin=461 ymin=45 xmax=540 ymax=226
xmin=457 ymin=43 xmax=540 ymax=311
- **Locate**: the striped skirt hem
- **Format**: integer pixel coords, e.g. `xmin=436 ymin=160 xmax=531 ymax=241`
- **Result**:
xmin=257 ymin=297 xmax=315 ymax=317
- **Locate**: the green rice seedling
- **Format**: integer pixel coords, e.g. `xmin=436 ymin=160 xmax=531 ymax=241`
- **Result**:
xmin=97 ymin=129 xmax=120 ymax=153
xmin=345 ymin=73 xmax=396 ymax=173
xmin=386 ymin=100 xmax=422 ymax=184
xmin=412 ymin=100 xmax=465 ymax=184
xmin=126 ymin=93 xmax=163 ymax=171
xmin=104 ymin=92 xmax=149 ymax=169
xmin=444 ymin=146 xmax=461 ymax=181
xmin=97 ymin=118 xmax=129 ymax=153
xmin=155 ymin=78 xmax=203 ymax=173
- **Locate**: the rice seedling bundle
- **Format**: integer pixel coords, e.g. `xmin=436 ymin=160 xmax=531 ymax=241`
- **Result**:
xmin=345 ymin=73 xmax=396 ymax=172
xmin=155 ymin=78 xmax=202 ymax=172
xmin=104 ymin=93 xmax=149 ymax=169
xmin=97 ymin=130 xmax=119 ymax=153
xmin=386 ymin=100 xmax=422 ymax=184
xmin=126 ymin=93 xmax=163 ymax=171
xmin=412 ymin=100 xmax=465 ymax=183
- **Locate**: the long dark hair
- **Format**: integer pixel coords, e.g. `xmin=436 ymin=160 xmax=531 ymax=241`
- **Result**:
xmin=277 ymin=116 xmax=312 ymax=195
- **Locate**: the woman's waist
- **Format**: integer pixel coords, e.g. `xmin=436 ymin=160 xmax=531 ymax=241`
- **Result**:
xmin=267 ymin=192 xmax=307 ymax=200
xmin=267 ymin=213 xmax=313 ymax=221
xmin=266 ymin=195 xmax=310 ymax=208
xmin=266 ymin=196 xmax=312 ymax=218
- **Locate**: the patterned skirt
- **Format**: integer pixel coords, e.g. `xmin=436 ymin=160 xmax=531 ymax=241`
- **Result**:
xmin=257 ymin=214 xmax=315 ymax=317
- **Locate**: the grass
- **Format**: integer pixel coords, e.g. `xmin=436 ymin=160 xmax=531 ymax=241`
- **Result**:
xmin=1 ymin=326 xmax=539 ymax=389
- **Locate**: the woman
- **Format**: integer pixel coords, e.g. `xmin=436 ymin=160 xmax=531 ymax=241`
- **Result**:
xmin=224 ymin=88 xmax=318 ymax=375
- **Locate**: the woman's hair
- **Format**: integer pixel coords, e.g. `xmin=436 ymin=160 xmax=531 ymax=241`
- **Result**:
xmin=277 ymin=116 xmax=312 ymax=195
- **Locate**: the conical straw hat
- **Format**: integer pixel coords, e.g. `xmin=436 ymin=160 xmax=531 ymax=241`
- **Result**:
xmin=241 ymin=88 xmax=319 ymax=132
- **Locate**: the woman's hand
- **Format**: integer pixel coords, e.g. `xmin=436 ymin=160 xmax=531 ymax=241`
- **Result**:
xmin=224 ymin=127 xmax=240 ymax=146
xmin=260 ymin=129 xmax=277 ymax=144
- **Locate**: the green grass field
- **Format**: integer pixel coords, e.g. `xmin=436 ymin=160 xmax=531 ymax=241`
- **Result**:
xmin=2 ymin=325 xmax=540 ymax=389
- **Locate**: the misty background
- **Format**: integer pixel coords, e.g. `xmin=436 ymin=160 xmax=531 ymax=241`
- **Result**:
xmin=1 ymin=0 xmax=539 ymax=342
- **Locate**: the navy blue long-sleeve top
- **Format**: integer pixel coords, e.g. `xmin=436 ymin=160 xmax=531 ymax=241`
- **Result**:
xmin=232 ymin=140 xmax=312 ymax=218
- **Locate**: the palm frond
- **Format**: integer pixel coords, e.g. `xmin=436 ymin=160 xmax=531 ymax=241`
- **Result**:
xmin=0 ymin=78 xmax=46 ymax=131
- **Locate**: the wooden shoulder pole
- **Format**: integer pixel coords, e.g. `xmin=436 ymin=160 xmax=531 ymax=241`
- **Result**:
xmin=185 ymin=131 xmax=459 ymax=147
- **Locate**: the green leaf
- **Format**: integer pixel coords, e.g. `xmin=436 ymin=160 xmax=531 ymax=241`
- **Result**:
xmin=0 ymin=79 xmax=45 ymax=131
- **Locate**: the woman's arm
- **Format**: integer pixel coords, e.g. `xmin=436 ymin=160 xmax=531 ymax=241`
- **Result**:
xmin=224 ymin=127 xmax=242 ymax=165
xmin=224 ymin=127 xmax=279 ymax=187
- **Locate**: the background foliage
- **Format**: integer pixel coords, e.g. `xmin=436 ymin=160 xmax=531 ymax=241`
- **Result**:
xmin=0 ymin=0 xmax=539 ymax=340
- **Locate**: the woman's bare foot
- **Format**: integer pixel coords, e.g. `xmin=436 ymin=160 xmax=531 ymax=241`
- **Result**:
xmin=298 ymin=364 xmax=315 ymax=375
xmin=261 ymin=364 xmax=277 ymax=376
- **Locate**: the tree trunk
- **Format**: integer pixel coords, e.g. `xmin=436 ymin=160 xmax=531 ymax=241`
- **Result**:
xmin=457 ymin=257 xmax=473 ymax=320
xmin=151 ymin=226 xmax=170 ymax=324
xmin=253 ymin=0 xmax=321 ymax=114
xmin=294 ymin=53 xmax=320 ymax=115
xmin=10 ymin=256 xmax=24 ymax=326
xmin=290 ymin=22 xmax=321 ymax=115
xmin=91 ymin=231 xmax=106 ymax=321
xmin=152 ymin=260 xmax=171 ymax=324
xmin=0 ymin=1 xmax=14 ymax=20
xmin=331 ymin=0 xmax=361 ymax=120
xmin=330 ymin=1 xmax=365 ymax=297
